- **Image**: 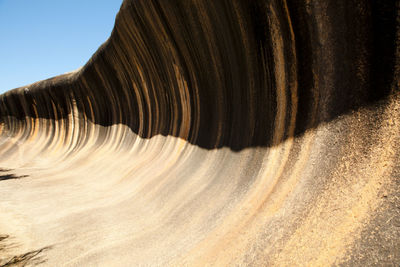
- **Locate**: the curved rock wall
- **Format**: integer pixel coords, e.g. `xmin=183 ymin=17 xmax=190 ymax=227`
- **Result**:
xmin=0 ymin=0 xmax=399 ymax=265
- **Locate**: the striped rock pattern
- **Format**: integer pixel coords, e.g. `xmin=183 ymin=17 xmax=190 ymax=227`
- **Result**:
xmin=0 ymin=0 xmax=399 ymax=265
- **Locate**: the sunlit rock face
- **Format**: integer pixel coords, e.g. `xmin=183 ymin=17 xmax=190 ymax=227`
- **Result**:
xmin=0 ymin=0 xmax=399 ymax=266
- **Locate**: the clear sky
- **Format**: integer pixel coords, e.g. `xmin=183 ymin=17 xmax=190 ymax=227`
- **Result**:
xmin=0 ymin=0 xmax=123 ymax=94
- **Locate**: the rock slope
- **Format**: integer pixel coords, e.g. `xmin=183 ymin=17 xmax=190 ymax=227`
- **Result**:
xmin=0 ymin=0 xmax=399 ymax=265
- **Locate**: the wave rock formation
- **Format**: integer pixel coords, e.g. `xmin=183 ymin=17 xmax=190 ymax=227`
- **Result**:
xmin=0 ymin=0 xmax=399 ymax=266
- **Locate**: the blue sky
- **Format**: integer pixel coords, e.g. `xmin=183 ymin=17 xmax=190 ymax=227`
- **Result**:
xmin=0 ymin=0 xmax=122 ymax=94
